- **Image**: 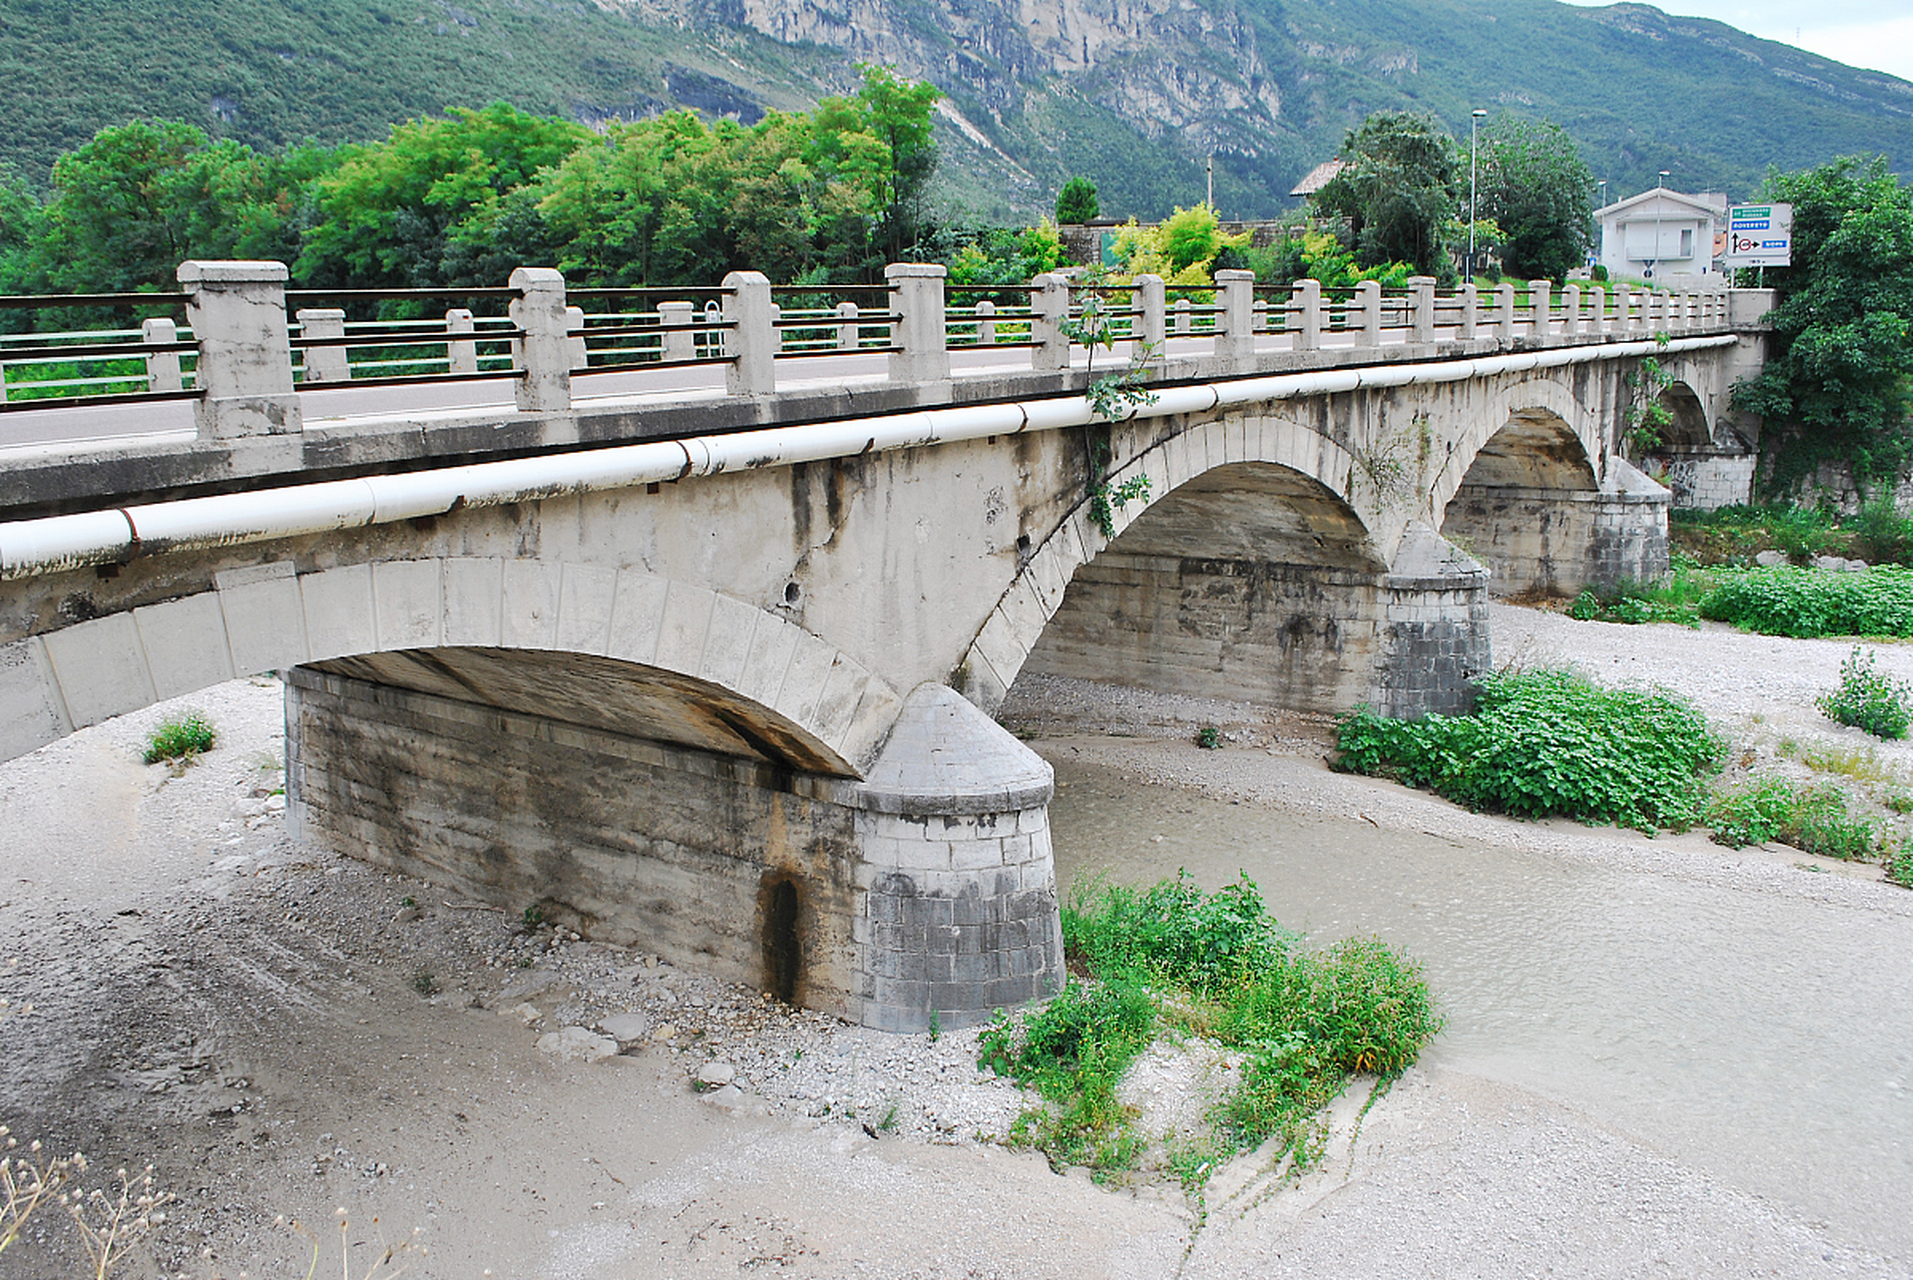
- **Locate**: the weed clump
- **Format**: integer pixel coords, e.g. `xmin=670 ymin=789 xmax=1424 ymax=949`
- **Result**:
xmin=979 ymin=873 xmax=1440 ymax=1185
xmin=1335 ymin=669 xmax=1724 ymax=832
xmin=142 ymin=712 xmax=216 ymax=765
xmin=1705 ymin=776 xmax=1896 ymax=861
xmin=1817 ymin=647 xmax=1913 ymax=739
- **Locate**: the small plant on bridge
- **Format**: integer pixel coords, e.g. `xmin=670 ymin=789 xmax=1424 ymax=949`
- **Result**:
xmin=978 ymin=872 xmax=1439 ymax=1190
xmin=1085 ymin=435 xmax=1153 ymax=538
xmin=1334 ymin=668 xmax=1724 ymax=832
xmin=141 ymin=711 xmax=216 ymax=765
xmin=1062 ymin=267 xmax=1161 ymax=426
xmin=1621 ymin=342 xmax=1675 ymax=455
xmin=1817 ymin=647 xmax=1913 ymax=740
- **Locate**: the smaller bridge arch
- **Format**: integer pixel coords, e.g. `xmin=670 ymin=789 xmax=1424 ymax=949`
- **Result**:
xmin=960 ymin=409 xmax=1488 ymax=719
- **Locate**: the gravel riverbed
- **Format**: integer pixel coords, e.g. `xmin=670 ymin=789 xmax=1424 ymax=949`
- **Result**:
xmin=2 ymin=604 xmax=1911 ymax=1279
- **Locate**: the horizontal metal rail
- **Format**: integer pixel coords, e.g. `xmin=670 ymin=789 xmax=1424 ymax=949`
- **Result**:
xmin=0 ymin=387 xmax=202 ymax=413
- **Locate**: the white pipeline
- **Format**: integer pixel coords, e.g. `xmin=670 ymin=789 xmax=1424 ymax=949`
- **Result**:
xmin=0 ymin=334 xmax=1737 ymax=580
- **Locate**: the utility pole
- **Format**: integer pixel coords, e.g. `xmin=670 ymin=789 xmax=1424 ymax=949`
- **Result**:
xmin=1206 ymin=154 xmax=1214 ymax=212
xmin=1468 ymin=109 xmax=1487 ymax=283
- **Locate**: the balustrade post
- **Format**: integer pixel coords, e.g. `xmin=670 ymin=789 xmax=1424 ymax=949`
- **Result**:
xmin=178 ymin=260 xmax=301 ymax=438
xmin=703 ymin=300 xmax=724 ymax=357
xmin=1611 ymin=284 xmax=1633 ymax=334
xmin=1213 ymin=268 xmax=1255 ymax=371
xmin=974 ymin=299 xmax=996 ymax=346
xmin=1528 ymin=280 xmax=1553 ymax=337
xmin=295 ymin=308 xmax=348 ymax=382
xmin=657 ymin=301 xmax=694 ymax=362
xmin=1172 ymin=298 xmax=1193 ymax=336
xmin=1132 ymin=273 xmax=1166 ymax=355
xmin=1354 ymin=279 xmax=1382 ymax=347
xmin=1290 ymin=278 xmax=1322 ymax=351
xmin=566 ymin=305 xmax=588 ymax=371
xmin=884 ymin=263 xmax=950 ymax=385
xmin=445 ymin=308 xmax=478 ymax=374
xmin=1032 ymin=273 xmax=1071 ymax=373
xmin=1495 ymin=283 xmax=1517 ymax=343
xmin=1584 ymin=287 xmax=1606 ymax=336
xmin=1561 ymin=284 xmax=1582 ymax=336
xmin=835 ymin=301 xmax=860 ymax=350
xmin=509 ymin=266 xmax=572 ymax=414
xmin=1252 ymin=298 xmax=1268 ymax=333
xmin=1457 ymin=283 xmax=1478 ymax=340
xmin=1407 ymin=275 xmax=1436 ymax=344
xmin=142 ymin=317 xmax=183 ymax=393
xmin=723 ymin=270 xmax=776 ymax=395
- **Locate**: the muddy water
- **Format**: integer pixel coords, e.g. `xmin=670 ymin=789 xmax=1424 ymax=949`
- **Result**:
xmin=1047 ymin=756 xmax=1913 ymax=1259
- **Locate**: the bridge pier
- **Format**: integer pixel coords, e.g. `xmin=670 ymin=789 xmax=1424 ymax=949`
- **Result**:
xmin=285 ymin=669 xmax=1062 ymax=1033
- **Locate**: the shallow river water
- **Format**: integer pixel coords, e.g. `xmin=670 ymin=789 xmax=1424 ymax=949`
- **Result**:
xmin=1047 ymin=755 xmax=1913 ymax=1260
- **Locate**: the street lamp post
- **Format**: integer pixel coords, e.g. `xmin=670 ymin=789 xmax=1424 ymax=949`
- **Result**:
xmin=1468 ymin=108 xmax=1488 ymax=282
xmin=1595 ymin=179 xmax=1608 ymax=271
xmin=1650 ymin=168 xmax=1670 ymax=281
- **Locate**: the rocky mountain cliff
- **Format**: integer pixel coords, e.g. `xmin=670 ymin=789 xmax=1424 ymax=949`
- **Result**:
xmin=3 ymin=0 xmax=1909 ymax=221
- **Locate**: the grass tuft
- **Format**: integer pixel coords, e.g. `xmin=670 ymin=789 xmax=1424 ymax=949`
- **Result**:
xmin=142 ymin=712 xmax=216 ymax=765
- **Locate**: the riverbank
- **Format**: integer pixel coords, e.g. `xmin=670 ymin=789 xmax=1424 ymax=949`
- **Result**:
xmin=3 ymin=606 xmax=1911 ymax=1278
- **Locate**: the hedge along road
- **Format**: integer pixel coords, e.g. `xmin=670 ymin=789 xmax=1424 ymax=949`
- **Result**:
xmin=1043 ymin=746 xmax=1913 ymax=1266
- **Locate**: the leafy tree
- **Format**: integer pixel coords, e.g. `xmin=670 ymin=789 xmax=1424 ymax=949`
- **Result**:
xmin=1108 ymin=204 xmax=1246 ymax=289
xmin=1475 ymin=117 xmax=1594 ymax=281
xmin=1056 ymin=176 xmax=1099 ymax=223
xmin=1311 ymin=112 xmax=1461 ymax=279
xmin=1733 ymin=155 xmax=1913 ymax=497
xmin=945 ymin=220 xmax=1066 ymax=299
xmin=32 ymin=120 xmax=299 ymax=292
xmin=296 ymin=103 xmax=591 ymax=289
xmin=0 ymin=165 xmax=46 ymax=295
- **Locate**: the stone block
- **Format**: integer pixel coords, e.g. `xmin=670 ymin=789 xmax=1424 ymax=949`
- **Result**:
xmin=604 ymin=570 xmax=670 ymax=665
xmin=300 ymin=565 xmax=377 ymax=662
xmin=134 ymin=593 xmax=235 ymax=701
xmin=500 ymin=559 xmax=561 ymax=648
xmin=440 ymin=557 xmax=504 ymax=647
xmin=736 ymin=615 xmax=800 ymax=707
xmin=218 ymin=561 xmax=307 ymax=673
xmin=372 ymin=560 xmax=443 ymax=651
xmin=41 ymin=613 xmax=154 ymax=728
xmin=0 ymin=639 xmax=70 ymax=758
xmin=653 ymin=581 xmax=715 ymax=675
xmin=700 ymin=593 xmax=761 ymax=692
xmin=555 ymin=563 xmax=619 ymax=655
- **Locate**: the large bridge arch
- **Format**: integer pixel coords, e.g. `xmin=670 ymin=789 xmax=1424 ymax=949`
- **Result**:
xmin=4 ymin=556 xmax=901 ymax=773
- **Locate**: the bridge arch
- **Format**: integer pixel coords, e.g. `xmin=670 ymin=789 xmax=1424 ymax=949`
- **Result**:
xmin=5 ymin=556 xmax=901 ymax=774
xmin=1653 ymin=379 xmax=1713 ymax=449
xmin=1431 ymin=375 xmax=1602 ymax=517
xmin=957 ymin=411 xmax=1405 ymax=712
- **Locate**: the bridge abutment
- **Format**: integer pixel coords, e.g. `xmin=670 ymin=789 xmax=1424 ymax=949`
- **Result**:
xmin=285 ymin=668 xmax=1061 ymax=1032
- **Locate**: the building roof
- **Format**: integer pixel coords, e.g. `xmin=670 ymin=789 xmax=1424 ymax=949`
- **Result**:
xmin=1594 ymin=188 xmax=1724 ymax=221
xmin=1289 ymin=159 xmax=1346 ymax=198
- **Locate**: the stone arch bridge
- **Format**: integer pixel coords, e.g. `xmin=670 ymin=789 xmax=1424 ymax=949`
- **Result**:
xmin=0 ymin=262 xmax=1772 ymax=1031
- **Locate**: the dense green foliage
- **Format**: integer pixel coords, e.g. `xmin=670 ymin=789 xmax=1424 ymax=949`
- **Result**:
xmin=1312 ymin=112 xmax=1460 ymax=279
xmin=1335 ymin=669 xmax=1724 ymax=832
xmin=1817 ymin=647 xmax=1913 ymax=739
xmin=0 ymin=70 xmax=945 ymax=293
xmin=980 ymin=873 xmax=1439 ymax=1184
xmin=1475 ymin=116 xmax=1595 ymax=281
xmin=1672 ymin=501 xmax=1913 ymax=569
xmin=1706 ymin=775 xmax=1894 ymax=860
xmin=143 ymin=712 xmax=216 ymax=764
xmin=1698 ymin=567 xmax=1913 ymax=638
xmin=1731 ymin=156 xmax=1913 ymax=497
xmin=1055 ymin=176 xmax=1099 ymax=224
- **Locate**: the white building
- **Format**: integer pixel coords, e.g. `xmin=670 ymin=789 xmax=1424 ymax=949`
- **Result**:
xmin=1594 ymin=188 xmax=1727 ymax=284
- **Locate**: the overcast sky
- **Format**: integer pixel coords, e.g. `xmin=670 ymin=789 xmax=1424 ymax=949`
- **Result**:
xmin=1556 ymin=0 xmax=1913 ymax=81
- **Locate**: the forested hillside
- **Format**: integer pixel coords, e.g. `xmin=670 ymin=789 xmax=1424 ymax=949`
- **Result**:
xmin=1 ymin=0 xmax=1910 ymax=220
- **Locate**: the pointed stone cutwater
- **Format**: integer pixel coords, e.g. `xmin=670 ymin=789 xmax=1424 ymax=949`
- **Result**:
xmin=851 ymin=683 xmax=1065 ymax=1033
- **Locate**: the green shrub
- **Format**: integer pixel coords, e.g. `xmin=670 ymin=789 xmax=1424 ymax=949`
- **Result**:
xmin=1887 ymin=848 xmax=1913 ymax=888
xmin=142 ymin=712 xmax=216 ymax=764
xmin=1334 ymin=669 xmax=1723 ymax=832
xmin=981 ymin=874 xmax=1440 ymax=1184
xmin=1699 ymin=567 xmax=1913 ymax=637
xmin=1566 ymin=561 xmax=1710 ymax=627
xmin=1706 ymin=775 xmax=1894 ymax=861
xmin=1817 ymin=646 xmax=1913 ymax=738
